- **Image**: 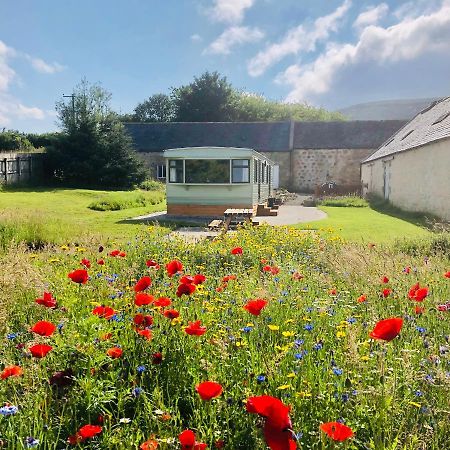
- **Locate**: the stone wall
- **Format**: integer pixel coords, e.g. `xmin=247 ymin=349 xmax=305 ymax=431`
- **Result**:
xmin=291 ymin=148 xmax=374 ymax=192
xmin=261 ymin=151 xmax=291 ymax=189
xmin=136 ymin=152 xmax=165 ymax=179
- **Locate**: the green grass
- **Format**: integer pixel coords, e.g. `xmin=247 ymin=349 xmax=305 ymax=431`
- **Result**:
xmin=88 ymin=190 xmax=164 ymax=211
xmin=0 ymin=187 xmax=166 ymax=247
xmin=295 ymin=206 xmax=431 ymax=243
xmin=318 ymin=195 xmax=369 ymax=208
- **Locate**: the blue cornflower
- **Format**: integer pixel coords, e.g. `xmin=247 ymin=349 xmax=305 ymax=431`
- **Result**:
xmin=347 ymin=317 xmax=357 ymax=324
xmin=6 ymin=333 xmax=18 ymax=340
xmin=304 ymin=324 xmax=313 ymax=331
xmin=0 ymin=405 xmax=18 ymax=416
xmin=242 ymin=326 xmax=252 ymax=333
xmin=294 ymin=339 xmax=304 ymax=347
xmin=57 ymin=323 xmax=64 ymax=331
xmin=424 ymin=374 xmax=434 ymax=383
xmin=414 ymin=390 xmax=423 ymax=397
xmin=137 ymin=365 xmax=146 ymax=374
xmin=416 ymin=327 xmax=426 ymax=334
xmin=96 ymin=273 xmax=103 ymax=278
xmin=341 ymin=393 xmax=349 ymax=402
xmin=26 ymin=437 xmax=39 ymax=448
xmin=313 ymin=342 xmax=323 ymax=351
xmin=332 ymin=368 xmax=343 ymax=376
xmin=257 ymin=375 xmax=266 ymax=383
xmin=132 ymin=387 xmax=143 ymax=397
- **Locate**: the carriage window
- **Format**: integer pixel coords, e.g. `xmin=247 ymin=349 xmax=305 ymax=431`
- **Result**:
xmin=185 ymin=159 xmax=230 ymax=183
xmin=232 ymin=159 xmax=250 ymax=183
xmin=168 ymin=160 xmax=183 ymax=183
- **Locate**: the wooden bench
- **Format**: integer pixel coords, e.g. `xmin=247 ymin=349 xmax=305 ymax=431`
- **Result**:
xmin=208 ymin=219 xmax=223 ymax=230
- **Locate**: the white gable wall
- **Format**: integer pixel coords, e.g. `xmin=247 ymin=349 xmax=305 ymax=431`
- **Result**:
xmin=361 ymin=139 xmax=450 ymax=220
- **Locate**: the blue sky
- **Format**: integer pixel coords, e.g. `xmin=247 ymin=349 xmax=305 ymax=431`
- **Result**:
xmin=1 ymin=0 xmax=450 ymax=132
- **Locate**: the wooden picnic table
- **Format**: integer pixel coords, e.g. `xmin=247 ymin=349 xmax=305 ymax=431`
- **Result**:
xmin=223 ymin=208 xmax=254 ymax=230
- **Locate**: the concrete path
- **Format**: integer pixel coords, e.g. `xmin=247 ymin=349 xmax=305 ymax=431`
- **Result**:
xmin=253 ymin=204 xmax=326 ymax=226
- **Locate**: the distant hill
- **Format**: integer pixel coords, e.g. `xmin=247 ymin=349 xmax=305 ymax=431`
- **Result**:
xmin=338 ymin=98 xmax=442 ymax=121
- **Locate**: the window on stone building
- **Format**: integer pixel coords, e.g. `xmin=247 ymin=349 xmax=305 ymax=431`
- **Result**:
xmin=156 ymin=164 xmax=166 ymax=179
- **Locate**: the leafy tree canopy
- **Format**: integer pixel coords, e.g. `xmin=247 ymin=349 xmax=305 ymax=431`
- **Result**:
xmin=0 ymin=130 xmax=35 ymax=152
xmin=46 ymin=79 xmax=146 ymax=189
xmin=123 ymin=71 xmax=344 ymax=123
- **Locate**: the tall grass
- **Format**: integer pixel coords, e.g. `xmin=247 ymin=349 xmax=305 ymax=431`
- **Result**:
xmin=318 ymin=195 xmax=369 ymax=208
xmin=88 ymin=190 xmax=165 ymax=211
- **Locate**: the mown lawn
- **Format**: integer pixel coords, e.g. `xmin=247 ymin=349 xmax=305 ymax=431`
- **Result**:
xmin=0 ymin=188 xmax=166 ymax=245
xmin=294 ymin=206 xmax=431 ymax=243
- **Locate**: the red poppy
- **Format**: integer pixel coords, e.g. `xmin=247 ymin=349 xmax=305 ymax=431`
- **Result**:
xmin=92 ymin=305 xmax=116 ymax=320
xmin=222 ymin=275 xmax=236 ymax=282
xmin=106 ymin=347 xmax=123 ymax=358
xmin=445 ymin=271 xmax=450 ymax=279
xmin=357 ymin=294 xmax=367 ymax=303
xmin=231 ymin=247 xmax=243 ymax=255
xmin=146 ymin=259 xmax=160 ymax=269
xmin=214 ymin=440 xmax=225 ymax=449
xmin=185 ymin=320 xmax=207 ymax=336
xmin=68 ymin=269 xmax=89 ymax=284
xmin=244 ymin=299 xmax=268 ymax=316
xmin=134 ymin=276 xmax=152 ymax=292
xmin=97 ymin=259 xmax=105 ymax=265
xmin=382 ymin=288 xmax=392 ymax=298
xmin=133 ymin=314 xmax=153 ymax=327
xmin=135 ymin=293 xmax=155 ymax=306
xmin=177 ymin=283 xmax=196 ymax=297
xmin=271 ymin=266 xmax=280 ymax=275
xmin=1 ymin=365 xmax=23 ymax=379
xmin=179 ymin=430 xmax=207 ymax=450
xmin=262 ymin=265 xmax=272 ymax=272
xmin=381 ymin=276 xmax=389 ymax=284
xmin=31 ymin=320 xmax=56 ymax=337
xmin=415 ymin=306 xmax=425 ymax=315
xmin=369 ymin=317 xmax=403 ymax=342
xmin=180 ymin=275 xmax=195 ymax=284
xmin=154 ymin=297 xmax=172 ymax=307
xmin=404 ymin=266 xmax=411 ymax=274
xmin=193 ymin=274 xmax=206 ymax=284
xmin=246 ymin=395 xmax=296 ymax=450
xmin=81 ymin=258 xmax=91 ymax=268
xmin=196 ymin=381 xmax=223 ymax=400
xmin=292 ymin=272 xmax=304 ymax=280
xmin=79 ymin=425 xmax=103 ymax=439
xmin=152 ymin=352 xmax=163 ymax=364
xmin=329 ymin=288 xmax=337 ymax=296
xmin=320 ymin=422 xmax=354 ymax=442
xmin=408 ymin=283 xmax=428 ymax=302
xmin=109 ymin=249 xmax=120 ymax=257
xmin=30 ymin=344 xmax=53 ymax=358
xmin=35 ymin=292 xmax=57 ymax=308
xmin=163 ymin=309 xmax=180 ymax=319
xmin=137 ymin=329 xmax=152 ymax=340
xmin=166 ymin=259 xmax=183 ymax=277
xmin=141 ymin=439 xmax=159 ymax=450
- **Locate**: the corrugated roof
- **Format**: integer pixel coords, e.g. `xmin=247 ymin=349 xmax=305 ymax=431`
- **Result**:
xmin=124 ymin=122 xmax=291 ymax=152
xmin=293 ymin=120 xmax=406 ymax=149
xmin=364 ymin=97 xmax=450 ymax=163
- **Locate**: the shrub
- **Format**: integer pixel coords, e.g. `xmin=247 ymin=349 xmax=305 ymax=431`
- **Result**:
xmin=394 ymin=233 xmax=450 ymax=257
xmin=88 ymin=190 xmax=164 ymax=211
xmin=139 ymin=179 xmax=166 ymax=191
xmin=318 ymin=195 xmax=368 ymax=207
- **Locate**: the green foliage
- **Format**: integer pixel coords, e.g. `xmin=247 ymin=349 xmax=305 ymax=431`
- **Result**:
xmin=87 ymin=190 xmax=165 ymax=211
xmin=172 ymin=71 xmax=237 ymax=122
xmin=45 ymin=79 xmax=146 ymax=188
xmin=234 ymin=93 xmax=345 ymax=121
xmin=0 ymin=129 xmax=35 ymax=152
xmin=126 ymin=71 xmax=345 ymax=123
xmin=132 ymin=93 xmax=175 ymax=122
xmin=318 ymin=196 xmax=369 ymax=207
xmin=393 ymin=233 xmax=450 ymax=257
xmin=25 ymin=132 xmax=62 ymax=149
xmin=139 ymin=179 xmax=166 ymax=191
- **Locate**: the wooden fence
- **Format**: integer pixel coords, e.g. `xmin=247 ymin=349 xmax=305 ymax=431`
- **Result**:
xmin=0 ymin=152 xmax=44 ymax=185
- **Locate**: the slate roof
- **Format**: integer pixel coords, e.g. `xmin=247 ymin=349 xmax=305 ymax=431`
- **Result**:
xmin=364 ymin=97 xmax=450 ymax=163
xmin=124 ymin=122 xmax=291 ymax=152
xmin=293 ymin=120 xmax=406 ymax=149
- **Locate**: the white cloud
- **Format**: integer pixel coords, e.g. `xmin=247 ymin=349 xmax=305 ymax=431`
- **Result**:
xmin=25 ymin=55 xmax=66 ymax=74
xmin=353 ymin=3 xmax=388 ymax=31
xmin=247 ymin=0 xmax=352 ymax=77
xmin=0 ymin=40 xmax=57 ymax=126
xmin=207 ymin=0 xmax=255 ymax=24
xmin=276 ymin=1 xmax=450 ymax=103
xmin=204 ymin=26 xmax=264 ymax=55
xmin=190 ymin=34 xmax=202 ymax=42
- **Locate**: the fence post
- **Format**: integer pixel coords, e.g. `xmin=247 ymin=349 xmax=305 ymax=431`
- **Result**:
xmin=3 ymin=158 xmax=7 ymax=183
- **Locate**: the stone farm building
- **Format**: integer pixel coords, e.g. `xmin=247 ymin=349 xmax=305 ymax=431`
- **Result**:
xmin=125 ymin=120 xmax=405 ymax=192
xmin=362 ymin=97 xmax=450 ymax=221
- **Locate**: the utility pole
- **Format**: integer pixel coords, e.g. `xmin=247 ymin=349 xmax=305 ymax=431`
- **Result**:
xmin=63 ymin=93 xmax=76 ymax=127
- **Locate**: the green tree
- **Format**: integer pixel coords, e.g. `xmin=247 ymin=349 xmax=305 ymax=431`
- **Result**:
xmin=171 ymin=71 xmax=238 ymax=122
xmin=133 ymin=94 xmax=174 ymax=122
xmin=0 ymin=130 xmax=35 ymax=152
xmin=45 ymin=79 xmax=146 ymax=188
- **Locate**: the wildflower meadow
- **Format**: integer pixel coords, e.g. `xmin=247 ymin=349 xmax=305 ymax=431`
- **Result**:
xmin=1 ymin=224 xmax=449 ymax=449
